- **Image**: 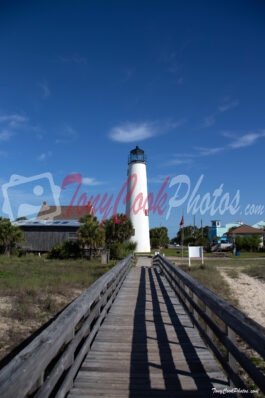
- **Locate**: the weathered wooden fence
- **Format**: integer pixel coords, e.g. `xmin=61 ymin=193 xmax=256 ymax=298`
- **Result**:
xmin=0 ymin=254 xmax=134 ymax=398
xmin=153 ymin=254 xmax=265 ymax=394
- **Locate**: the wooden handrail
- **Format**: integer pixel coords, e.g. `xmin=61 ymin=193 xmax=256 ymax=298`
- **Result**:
xmin=154 ymin=254 xmax=265 ymax=394
xmin=0 ymin=254 xmax=134 ymax=398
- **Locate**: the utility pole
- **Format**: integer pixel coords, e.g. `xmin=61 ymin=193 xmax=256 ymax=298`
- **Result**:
xmin=181 ymin=209 xmax=184 ymax=260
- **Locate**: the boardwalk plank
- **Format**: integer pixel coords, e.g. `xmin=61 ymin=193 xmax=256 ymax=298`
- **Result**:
xmin=69 ymin=257 xmax=235 ymax=397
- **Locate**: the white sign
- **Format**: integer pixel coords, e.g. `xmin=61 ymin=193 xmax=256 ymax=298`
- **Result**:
xmin=188 ymin=246 xmax=204 ymax=267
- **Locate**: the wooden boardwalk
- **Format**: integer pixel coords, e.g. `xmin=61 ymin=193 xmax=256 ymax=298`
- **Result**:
xmin=68 ymin=257 xmax=234 ymax=398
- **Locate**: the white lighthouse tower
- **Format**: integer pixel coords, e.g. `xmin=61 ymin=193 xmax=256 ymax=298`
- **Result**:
xmin=126 ymin=146 xmax=151 ymax=252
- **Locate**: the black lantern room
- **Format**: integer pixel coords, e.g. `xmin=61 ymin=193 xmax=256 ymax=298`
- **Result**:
xmin=128 ymin=146 xmax=147 ymax=164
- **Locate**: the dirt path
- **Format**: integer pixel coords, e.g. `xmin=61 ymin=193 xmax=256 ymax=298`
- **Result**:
xmin=220 ymin=270 xmax=265 ymax=328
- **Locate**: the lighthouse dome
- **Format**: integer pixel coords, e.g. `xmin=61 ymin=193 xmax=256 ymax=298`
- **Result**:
xmin=128 ymin=145 xmax=147 ymax=164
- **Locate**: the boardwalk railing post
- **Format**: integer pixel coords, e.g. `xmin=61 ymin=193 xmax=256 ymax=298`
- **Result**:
xmin=227 ymin=326 xmax=238 ymax=385
xmin=205 ymin=306 xmax=214 ymax=341
xmin=153 ymin=254 xmax=265 ymax=394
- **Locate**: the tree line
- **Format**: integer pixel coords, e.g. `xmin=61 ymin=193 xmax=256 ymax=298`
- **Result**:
xmin=49 ymin=213 xmax=136 ymax=259
xmin=0 ymin=216 xmax=262 ymax=257
xmin=0 ymin=214 xmax=136 ymax=259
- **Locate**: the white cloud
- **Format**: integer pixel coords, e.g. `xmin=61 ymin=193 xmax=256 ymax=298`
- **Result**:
xmin=164 ymin=50 xmax=183 ymax=76
xmin=37 ymin=154 xmax=46 ymax=161
xmin=109 ymin=122 xmax=156 ymax=143
xmin=82 ymin=177 xmax=103 ymax=186
xmin=37 ymin=151 xmax=52 ymax=161
xmin=55 ymin=125 xmax=78 ymax=144
xmin=0 ymin=112 xmax=42 ymax=143
xmin=229 ymin=131 xmax=265 ymax=148
xmin=165 ymin=128 xmax=264 ymax=168
xmin=164 ymin=118 xmax=186 ymax=130
xmin=195 ymin=146 xmax=224 ymax=156
xmin=202 ymin=115 xmax=216 ymax=128
xmin=148 ymin=175 xmax=171 ymax=184
xmin=218 ymin=100 xmax=239 ymax=113
xmin=0 ymin=114 xmax=28 ymax=124
xmin=166 ymin=157 xmax=193 ymax=166
xmin=0 ymin=113 xmax=27 ymax=144
xmin=0 ymin=130 xmax=13 ymax=141
xmin=165 ymin=145 xmax=224 ymax=166
xmin=109 ymin=119 xmax=185 ymax=143
xmin=203 ymin=99 xmax=239 ymax=128
xmin=38 ymin=81 xmax=51 ymax=99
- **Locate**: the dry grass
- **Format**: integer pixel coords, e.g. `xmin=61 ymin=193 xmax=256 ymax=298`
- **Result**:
xmin=172 ymin=257 xmax=265 ymax=305
xmin=173 ymin=262 xmax=238 ymax=306
xmin=243 ymin=263 xmax=265 ymax=281
xmin=0 ymin=255 xmax=114 ymax=361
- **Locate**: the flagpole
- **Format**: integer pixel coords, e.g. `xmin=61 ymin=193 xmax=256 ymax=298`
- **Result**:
xmin=181 ymin=209 xmax=184 ymax=260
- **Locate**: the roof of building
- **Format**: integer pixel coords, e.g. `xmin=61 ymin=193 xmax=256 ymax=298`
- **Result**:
xmin=13 ymin=219 xmax=82 ymax=227
xmin=227 ymin=224 xmax=265 ymax=235
xmin=36 ymin=201 xmax=93 ymax=221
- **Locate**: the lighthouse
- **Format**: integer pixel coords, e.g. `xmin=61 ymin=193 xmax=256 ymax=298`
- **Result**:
xmin=126 ymin=146 xmax=151 ymax=252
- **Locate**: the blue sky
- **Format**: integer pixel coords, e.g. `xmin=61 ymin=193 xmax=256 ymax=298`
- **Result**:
xmin=0 ymin=0 xmax=265 ymax=237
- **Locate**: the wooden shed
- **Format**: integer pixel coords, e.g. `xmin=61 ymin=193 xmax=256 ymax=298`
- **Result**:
xmin=12 ymin=202 xmax=94 ymax=252
xmin=13 ymin=219 xmax=82 ymax=252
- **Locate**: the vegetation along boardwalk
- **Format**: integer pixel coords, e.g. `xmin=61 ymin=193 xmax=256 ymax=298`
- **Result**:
xmin=68 ymin=257 xmax=234 ymax=398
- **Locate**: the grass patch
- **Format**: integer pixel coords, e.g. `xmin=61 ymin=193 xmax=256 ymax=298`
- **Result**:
xmin=178 ymin=263 xmax=238 ymax=306
xmin=243 ymin=263 xmax=265 ymax=281
xmin=0 ymin=256 xmax=114 ymax=294
xmin=0 ymin=255 xmax=115 ymax=360
xmin=159 ymin=247 xmax=265 ymax=259
xmin=150 ymin=247 xmax=189 ymax=257
xmin=170 ymin=257 xmax=265 ymax=305
xmin=166 ymin=257 xmax=265 ymax=305
xmin=224 ymin=268 xmax=239 ymax=279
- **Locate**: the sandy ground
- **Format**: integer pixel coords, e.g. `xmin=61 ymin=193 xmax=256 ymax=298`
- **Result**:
xmin=0 ymin=290 xmax=82 ymax=362
xmin=220 ymin=270 xmax=265 ymax=328
xmin=1 ymin=270 xmax=265 ymax=362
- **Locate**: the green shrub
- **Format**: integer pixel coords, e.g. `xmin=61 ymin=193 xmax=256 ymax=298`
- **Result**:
xmin=109 ymin=241 xmax=136 ymax=259
xmin=235 ymin=235 xmax=261 ymax=252
xmin=47 ymin=240 xmax=82 ymax=259
xmin=47 ymin=243 xmax=62 ymax=259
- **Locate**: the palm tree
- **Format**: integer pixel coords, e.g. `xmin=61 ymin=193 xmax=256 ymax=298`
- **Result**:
xmin=78 ymin=214 xmax=105 ymax=257
xmin=150 ymin=226 xmax=170 ymax=248
xmin=0 ymin=217 xmax=24 ymax=255
xmin=103 ymin=213 xmax=134 ymax=244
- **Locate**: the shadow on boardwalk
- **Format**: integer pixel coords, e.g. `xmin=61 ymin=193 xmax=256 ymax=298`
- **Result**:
xmin=69 ymin=259 xmax=235 ymax=397
xmin=129 ymin=266 xmax=234 ymax=398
